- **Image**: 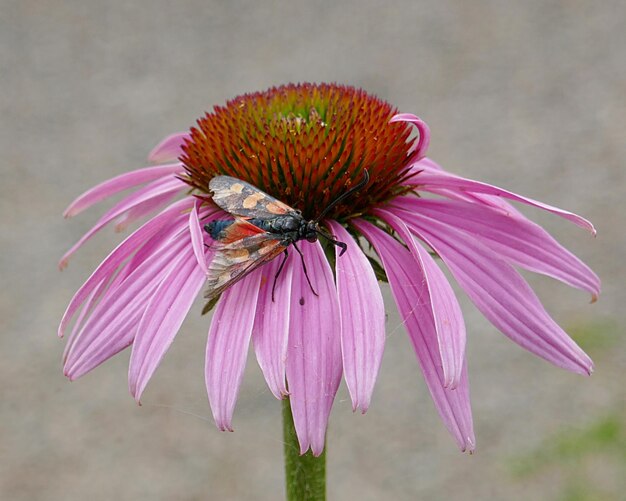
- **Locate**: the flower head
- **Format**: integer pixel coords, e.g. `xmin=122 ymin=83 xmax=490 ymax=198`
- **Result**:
xmin=60 ymin=83 xmax=599 ymax=455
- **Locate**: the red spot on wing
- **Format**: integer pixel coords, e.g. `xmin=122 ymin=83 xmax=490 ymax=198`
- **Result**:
xmin=221 ymin=219 xmax=265 ymax=243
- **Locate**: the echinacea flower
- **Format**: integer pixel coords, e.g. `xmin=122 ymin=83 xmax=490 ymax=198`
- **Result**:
xmin=60 ymin=83 xmax=599 ymax=456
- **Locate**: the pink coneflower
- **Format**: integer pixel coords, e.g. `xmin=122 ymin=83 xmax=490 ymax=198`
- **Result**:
xmin=60 ymin=83 xmax=599 ymax=455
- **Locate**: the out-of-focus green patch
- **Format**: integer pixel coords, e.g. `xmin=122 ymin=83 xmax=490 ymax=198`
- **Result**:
xmin=510 ymin=414 xmax=624 ymax=476
xmin=558 ymin=481 xmax=611 ymax=501
xmin=565 ymin=319 xmax=620 ymax=353
xmin=509 ymin=412 xmax=626 ymax=500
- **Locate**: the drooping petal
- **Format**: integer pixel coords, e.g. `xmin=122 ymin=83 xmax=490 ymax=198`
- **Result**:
xmin=408 ymin=162 xmax=596 ymax=234
xmin=353 ymin=219 xmax=475 ymax=451
xmin=391 ymin=197 xmax=600 ymax=300
xmin=119 ymin=202 xmax=217 ymax=284
xmin=326 ymin=220 xmax=385 ymax=412
xmin=60 ymin=176 xmax=187 ymax=266
xmin=405 ymin=159 xmax=527 ymax=216
xmin=205 ymin=271 xmax=263 ymax=432
xmin=114 ymin=191 xmax=178 ymax=232
xmin=58 ymin=198 xmax=195 ymax=335
xmin=129 ymin=249 xmax=207 ymax=401
xmin=399 ymin=212 xmax=594 ymax=375
xmin=252 ymin=255 xmax=294 ymax=399
xmin=65 ymin=207 xmax=202 ymax=351
xmin=66 ymin=203 xmax=217 ymax=378
xmin=64 ymin=235 xmax=190 ymax=379
xmin=63 ymin=163 xmax=185 ymax=218
xmin=63 ymin=277 xmax=110 ymax=362
xmin=189 ymin=201 xmax=208 ymax=274
xmin=286 ymin=241 xmax=342 ymax=456
xmin=375 ymin=210 xmax=466 ymax=389
xmin=148 ymin=132 xmax=191 ymax=163
xmin=390 ymin=113 xmax=431 ymax=161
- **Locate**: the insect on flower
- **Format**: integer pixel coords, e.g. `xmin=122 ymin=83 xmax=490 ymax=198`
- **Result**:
xmin=204 ymin=170 xmax=370 ymax=301
xmin=59 ymin=83 xmax=600 ymax=455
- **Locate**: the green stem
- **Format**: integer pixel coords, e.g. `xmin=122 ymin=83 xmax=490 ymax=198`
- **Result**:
xmin=282 ymin=397 xmax=326 ymax=501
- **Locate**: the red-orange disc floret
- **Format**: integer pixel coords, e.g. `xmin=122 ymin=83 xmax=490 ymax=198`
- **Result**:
xmin=180 ymin=83 xmax=414 ymax=220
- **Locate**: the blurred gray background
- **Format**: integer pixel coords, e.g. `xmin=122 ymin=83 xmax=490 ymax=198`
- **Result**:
xmin=1 ymin=1 xmax=624 ymax=500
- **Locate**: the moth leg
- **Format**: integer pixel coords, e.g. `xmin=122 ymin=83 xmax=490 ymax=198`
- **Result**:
xmin=292 ymin=242 xmax=319 ymax=297
xmin=315 ymin=228 xmax=347 ymax=256
xmin=332 ymin=239 xmax=348 ymax=256
xmin=272 ymin=250 xmax=290 ymax=302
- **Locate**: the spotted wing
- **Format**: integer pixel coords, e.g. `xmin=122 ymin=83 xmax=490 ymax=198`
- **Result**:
xmin=205 ymin=229 xmax=287 ymax=301
xmin=209 ymin=176 xmax=294 ymax=218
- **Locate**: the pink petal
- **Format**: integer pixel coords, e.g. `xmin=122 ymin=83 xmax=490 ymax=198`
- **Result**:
xmin=252 ymin=255 xmax=294 ymax=399
xmin=65 ymin=205 xmax=217 ymax=377
xmin=59 ymin=198 xmax=195 ymax=336
xmin=416 ymin=157 xmax=442 ymax=171
xmin=120 ymin=202 xmax=217 ymax=282
xmin=410 ymin=164 xmax=596 ymax=234
xmin=326 ymin=220 xmax=385 ymax=412
xmin=69 ymin=211 xmax=195 ymax=346
xmin=148 ymin=132 xmax=191 ymax=163
xmin=405 ymin=159 xmax=528 ymax=216
xmin=391 ymin=197 xmax=600 ymax=299
xmin=375 ymin=210 xmax=466 ymax=389
xmin=63 ymin=277 xmax=110 ymax=362
xmin=60 ymin=176 xmax=187 ymax=266
xmin=63 ymin=163 xmax=185 ymax=218
xmin=353 ymin=219 xmax=475 ymax=451
xmin=114 ymin=191 xmax=178 ymax=232
xmin=129 ymin=249 xmax=207 ymax=401
xmin=390 ymin=113 xmax=431 ymax=160
xmin=189 ymin=201 xmax=208 ymax=274
xmin=400 ymin=212 xmax=594 ymax=375
xmin=286 ymin=241 xmax=342 ymax=456
xmin=205 ymin=272 xmax=263 ymax=432
xmin=64 ymin=234 xmax=190 ymax=379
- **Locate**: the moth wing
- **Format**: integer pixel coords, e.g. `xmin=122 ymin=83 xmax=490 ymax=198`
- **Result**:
xmin=209 ymin=176 xmax=294 ymax=218
xmin=205 ymin=232 xmax=287 ymax=301
xmin=218 ymin=217 xmax=265 ymax=243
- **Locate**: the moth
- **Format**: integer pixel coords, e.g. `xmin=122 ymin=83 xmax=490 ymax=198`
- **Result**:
xmin=204 ymin=170 xmax=369 ymax=302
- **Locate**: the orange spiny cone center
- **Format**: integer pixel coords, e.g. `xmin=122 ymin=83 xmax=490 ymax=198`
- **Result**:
xmin=180 ymin=83 xmax=414 ymax=220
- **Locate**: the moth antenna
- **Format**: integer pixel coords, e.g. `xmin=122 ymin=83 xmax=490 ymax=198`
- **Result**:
xmin=313 ymin=169 xmax=370 ymax=223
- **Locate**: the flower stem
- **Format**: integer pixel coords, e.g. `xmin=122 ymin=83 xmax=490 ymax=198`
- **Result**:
xmin=282 ymin=397 xmax=326 ymax=501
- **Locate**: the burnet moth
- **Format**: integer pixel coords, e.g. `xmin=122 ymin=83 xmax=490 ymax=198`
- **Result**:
xmin=204 ymin=170 xmax=370 ymax=301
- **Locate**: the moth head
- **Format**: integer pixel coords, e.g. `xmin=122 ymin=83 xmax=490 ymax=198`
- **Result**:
xmin=305 ymin=221 xmax=319 ymax=242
